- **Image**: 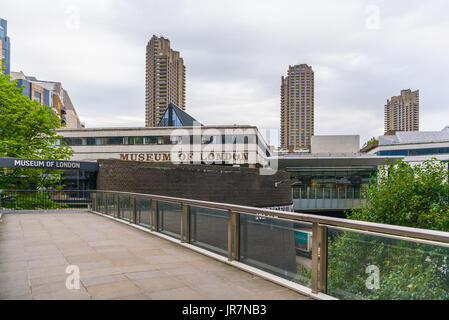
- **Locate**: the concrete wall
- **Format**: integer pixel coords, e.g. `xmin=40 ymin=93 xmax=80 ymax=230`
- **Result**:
xmin=311 ymin=135 xmax=360 ymax=154
xmin=96 ymin=159 xmax=292 ymax=207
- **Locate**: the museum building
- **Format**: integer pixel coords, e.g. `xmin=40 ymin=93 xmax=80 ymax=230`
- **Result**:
xmin=57 ymin=104 xmax=272 ymax=168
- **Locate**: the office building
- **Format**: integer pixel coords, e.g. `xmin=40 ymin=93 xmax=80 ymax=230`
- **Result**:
xmin=384 ymin=89 xmax=419 ymax=133
xmin=0 ymin=18 xmax=11 ymax=75
xmin=10 ymin=71 xmax=83 ymax=128
xmin=145 ymin=35 xmax=186 ymax=127
xmin=280 ymin=64 xmax=314 ymax=150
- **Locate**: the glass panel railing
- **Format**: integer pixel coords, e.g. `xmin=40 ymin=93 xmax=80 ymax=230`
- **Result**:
xmin=239 ymin=213 xmax=312 ymax=287
xmin=136 ymin=198 xmax=151 ymax=228
xmin=158 ymin=201 xmax=181 ymax=239
xmin=119 ymin=196 xmax=131 ymax=221
xmin=293 ymin=223 xmax=314 ymax=287
xmin=106 ymin=195 xmax=115 ymax=216
xmin=96 ymin=193 xmax=105 ymax=213
xmin=327 ymin=228 xmax=449 ymax=300
xmin=190 ymin=206 xmax=228 ymax=257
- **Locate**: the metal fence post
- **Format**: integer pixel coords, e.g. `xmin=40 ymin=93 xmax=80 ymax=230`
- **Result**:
xmin=92 ymin=192 xmax=96 ymax=211
xmin=151 ymin=200 xmax=158 ymax=232
xmin=115 ymin=194 xmax=119 ymax=218
xmin=311 ymin=222 xmax=319 ymax=294
xmin=180 ymin=204 xmax=185 ymax=243
xmin=104 ymin=193 xmax=108 ymax=215
xmin=228 ymin=209 xmax=233 ymax=261
xmin=149 ymin=199 xmax=153 ymax=229
xmin=233 ymin=212 xmax=240 ymax=261
xmin=320 ymin=226 xmax=328 ymax=293
xmin=227 ymin=210 xmax=240 ymax=261
xmin=131 ymin=197 xmax=136 ymax=224
xmin=181 ymin=203 xmax=190 ymax=243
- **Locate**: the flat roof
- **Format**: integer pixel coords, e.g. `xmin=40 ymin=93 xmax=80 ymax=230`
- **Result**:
xmin=56 ymin=125 xmax=259 ymax=132
xmin=379 ymin=127 xmax=449 ymax=146
xmin=276 ymin=154 xmax=403 ymax=168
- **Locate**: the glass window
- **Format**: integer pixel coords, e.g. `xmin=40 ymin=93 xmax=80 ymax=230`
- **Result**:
xmin=86 ymin=137 xmax=96 ymax=145
xmin=144 ymin=136 xmax=157 ymax=144
xmin=202 ymin=135 xmax=213 ymax=144
xmin=105 ymin=137 xmax=124 ymax=145
xmin=157 ymin=136 xmax=170 ymax=144
xmin=34 ymin=91 xmax=41 ymax=103
xmin=135 ymin=137 xmax=143 ymax=144
xmin=171 ymin=136 xmax=182 ymax=144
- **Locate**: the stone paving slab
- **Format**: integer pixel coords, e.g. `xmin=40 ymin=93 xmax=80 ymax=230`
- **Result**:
xmin=0 ymin=212 xmax=311 ymax=300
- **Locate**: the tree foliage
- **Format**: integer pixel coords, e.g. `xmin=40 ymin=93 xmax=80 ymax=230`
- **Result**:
xmin=362 ymin=136 xmax=379 ymax=148
xmin=0 ymin=63 xmax=73 ymax=189
xmin=327 ymin=159 xmax=449 ymax=299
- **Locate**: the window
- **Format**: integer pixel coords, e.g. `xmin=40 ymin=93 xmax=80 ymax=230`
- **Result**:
xmin=105 ymin=137 xmax=124 ymax=145
xmin=34 ymin=92 xmax=41 ymax=103
xmin=157 ymin=136 xmax=170 ymax=144
xmin=144 ymin=136 xmax=157 ymax=144
xmin=171 ymin=136 xmax=182 ymax=144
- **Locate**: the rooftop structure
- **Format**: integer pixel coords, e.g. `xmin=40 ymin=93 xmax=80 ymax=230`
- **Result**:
xmin=379 ymin=126 xmax=449 ymax=145
xmin=310 ymin=135 xmax=360 ymax=154
xmin=157 ymin=103 xmax=201 ymax=127
xmin=366 ymin=126 xmax=449 ymax=164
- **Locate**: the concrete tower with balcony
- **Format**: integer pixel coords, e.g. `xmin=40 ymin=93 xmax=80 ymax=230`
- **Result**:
xmin=145 ymin=35 xmax=186 ymax=127
xmin=280 ymin=64 xmax=314 ymax=150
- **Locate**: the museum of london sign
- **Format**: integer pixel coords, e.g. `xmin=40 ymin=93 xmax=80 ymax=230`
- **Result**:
xmin=119 ymin=151 xmax=251 ymax=162
xmin=0 ymin=157 xmax=98 ymax=170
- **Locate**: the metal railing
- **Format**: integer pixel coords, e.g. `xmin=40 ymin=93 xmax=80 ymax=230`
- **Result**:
xmin=0 ymin=190 xmax=91 ymax=211
xmin=91 ymin=190 xmax=449 ymax=300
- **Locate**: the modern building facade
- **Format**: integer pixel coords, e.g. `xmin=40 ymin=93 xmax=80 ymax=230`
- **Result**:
xmin=145 ymin=35 xmax=186 ymax=127
xmin=275 ymin=134 xmax=401 ymax=215
xmin=10 ymin=71 xmax=83 ymax=128
xmin=277 ymin=154 xmax=396 ymax=215
xmin=56 ymin=125 xmax=271 ymax=167
xmin=366 ymin=126 xmax=449 ymax=165
xmin=384 ymin=89 xmax=419 ymax=133
xmin=0 ymin=18 xmax=11 ymax=75
xmin=280 ymin=64 xmax=314 ymax=150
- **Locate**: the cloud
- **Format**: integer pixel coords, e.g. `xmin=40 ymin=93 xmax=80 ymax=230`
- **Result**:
xmin=1 ymin=0 xmax=448 ymax=148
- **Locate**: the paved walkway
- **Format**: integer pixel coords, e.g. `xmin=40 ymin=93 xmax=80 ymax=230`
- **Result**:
xmin=0 ymin=212 xmax=310 ymax=300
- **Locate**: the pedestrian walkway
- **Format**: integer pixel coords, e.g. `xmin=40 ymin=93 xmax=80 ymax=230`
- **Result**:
xmin=0 ymin=212 xmax=311 ymax=300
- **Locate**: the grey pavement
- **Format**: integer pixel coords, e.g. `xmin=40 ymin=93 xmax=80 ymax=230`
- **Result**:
xmin=0 ymin=212 xmax=310 ymax=300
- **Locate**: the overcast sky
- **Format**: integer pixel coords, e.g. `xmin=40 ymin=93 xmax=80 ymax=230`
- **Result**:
xmin=2 ymin=0 xmax=449 ymax=147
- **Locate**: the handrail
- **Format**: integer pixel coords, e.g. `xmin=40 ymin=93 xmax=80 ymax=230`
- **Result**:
xmin=93 ymin=189 xmax=449 ymax=244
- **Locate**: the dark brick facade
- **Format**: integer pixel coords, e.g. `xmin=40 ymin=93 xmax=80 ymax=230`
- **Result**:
xmin=96 ymin=159 xmax=292 ymax=207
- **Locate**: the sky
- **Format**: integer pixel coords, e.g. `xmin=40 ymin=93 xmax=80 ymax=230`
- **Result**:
xmin=1 ymin=0 xmax=449 ymax=147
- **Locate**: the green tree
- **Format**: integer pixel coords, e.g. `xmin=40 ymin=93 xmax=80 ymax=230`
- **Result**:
xmin=362 ymin=137 xmax=379 ymax=148
xmin=327 ymin=159 xmax=449 ymax=300
xmin=0 ymin=62 xmax=73 ymax=190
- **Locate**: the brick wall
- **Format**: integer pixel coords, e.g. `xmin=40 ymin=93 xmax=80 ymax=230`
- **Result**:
xmin=96 ymin=159 xmax=292 ymax=207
